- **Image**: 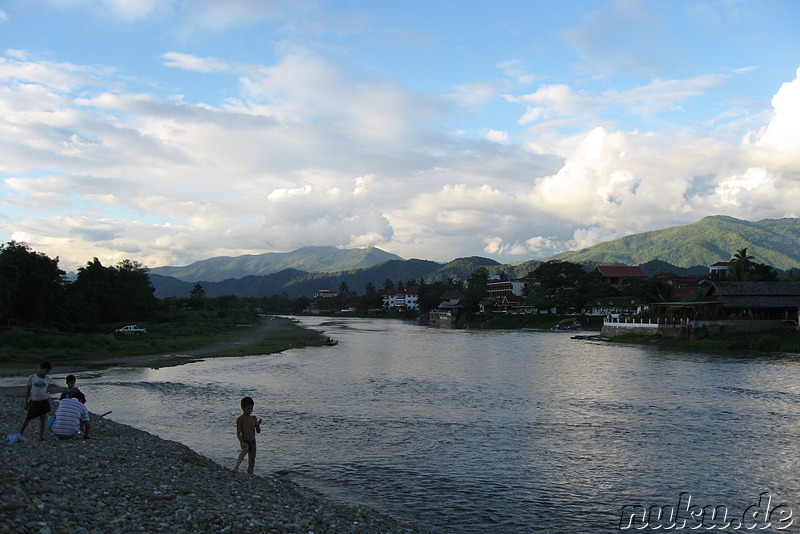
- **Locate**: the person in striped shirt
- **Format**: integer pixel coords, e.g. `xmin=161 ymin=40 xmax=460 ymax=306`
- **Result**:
xmin=51 ymin=397 xmax=91 ymax=440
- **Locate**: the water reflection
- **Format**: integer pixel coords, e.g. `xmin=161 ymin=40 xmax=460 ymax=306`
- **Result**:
xmin=42 ymin=317 xmax=800 ymax=532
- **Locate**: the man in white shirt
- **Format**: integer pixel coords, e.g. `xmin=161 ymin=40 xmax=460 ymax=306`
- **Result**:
xmin=51 ymin=397 xmax=91 ymax=440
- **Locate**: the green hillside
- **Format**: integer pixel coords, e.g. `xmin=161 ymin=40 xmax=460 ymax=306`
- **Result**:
xmin=150 ymin=246 xmax=402 ymax=282
xmin=149 ymin=215 xmax=800 ymax=298
xmin=550 ymin=216 xmax=800 ymax=269
xmin=151 ymin=256 xmax=502 ymax=299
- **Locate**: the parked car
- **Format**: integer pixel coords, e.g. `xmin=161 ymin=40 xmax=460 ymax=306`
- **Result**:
xmin=115 ymin=325 xmax=146 ymax=335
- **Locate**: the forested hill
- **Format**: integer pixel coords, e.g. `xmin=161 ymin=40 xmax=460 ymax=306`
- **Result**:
xmin=151 ymin=257 xmax=502 ymax=299
xmin=150 ymin=246 xmax=402 ymax=282
xmin=549 ymin=216 xmax=800 ymax=269
xmin=148 ymin=215 xmax=800 ymax=298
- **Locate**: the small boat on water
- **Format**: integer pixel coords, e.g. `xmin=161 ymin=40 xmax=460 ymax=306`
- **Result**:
xmin=324 ymin=336 xmax=339 ymax=346
xmin=570 ymin=334 xmax=611 ymax=342
xmin=551 ymin=319 xmax=582 ymax=331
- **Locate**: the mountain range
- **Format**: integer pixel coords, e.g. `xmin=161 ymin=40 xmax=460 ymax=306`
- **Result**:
xmin=149 ymin=215 xmax=800 ymax=298
xmin=150 ymin=246 xmax=401 ymax=282
xmin=550 ymin=216 xmax=800 ymax=268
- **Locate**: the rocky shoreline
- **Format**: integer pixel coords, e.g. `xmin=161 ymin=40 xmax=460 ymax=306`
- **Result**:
xmin=1 ymin=390 xmax=421 ymax=534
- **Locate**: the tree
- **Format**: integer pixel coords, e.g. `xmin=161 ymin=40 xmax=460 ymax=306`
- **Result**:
xmin=70 ymin=257 xmax=115 ymax=326
xmin=71 ymin=257 xmax=157 ymax=325
xmin=726 ymin=248 xmax=779 ymax=282
xmin=532 ymin=260 xmax=586 ymax=294
xmin=728 ymin=248 xmax=755 ymax=281
xmin=417 ymin=280 xmax=452 ymax=313
xmin=338 ymin=281 xmax=350 ymax=297
xmin=625 ymin=276 xmax=675 ymax=303
xmin=0 ymin=241 xmax=66 ymax=326
xmin=190 ymin=283 xmax=206 ymax=308
xmin=750 ymin=262 xmax=778 ymax=282
xmin=382 ymin=279 xmax=395 ymax=293
xmin=363 ymin=282 xmax=383 ymax=308
xmin=463 ymin=266 xmax=490 ymax=312
xmin=112 ymin=259 xmax=158 ymax=320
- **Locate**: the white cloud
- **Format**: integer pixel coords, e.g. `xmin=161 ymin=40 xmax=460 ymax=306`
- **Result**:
xmin=604 ymin=73 xmax=728 ymax=116
xmin=449 ymin=81 xmax=509 ymax=111
xmin=485 ymin=130 xmax=508 ymax=143
xmin=1 ymin=36 xmax=799 ymax=272
xmin=513 ymin=84 xmax=593 ymax=124
xmin=511 ymin=73 xmax=731 ymax=129
xmin=744 ymin=67 xmax=800 ymax=173
xmin=100 ymin=0 xmax=164 ymax=19
xmin=497 ymin=60 xmax=536 ymax=85
xmin=161 ymin=52 xmax=231 ymax=74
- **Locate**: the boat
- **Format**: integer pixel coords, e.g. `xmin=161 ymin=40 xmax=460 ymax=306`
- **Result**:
xmin=551 ymin=319 xmax=582 ymax=331
xmin=324 ymin=336 xmax=339 ymax=346
xmin=570 ymin=334 xmax=611 ymax=342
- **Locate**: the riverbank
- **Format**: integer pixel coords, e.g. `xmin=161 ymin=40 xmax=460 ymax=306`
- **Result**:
xmin=0 ymin=390 xmax=419 ymax=534
xmin=0 ymin=317 xmax=323 ymax=378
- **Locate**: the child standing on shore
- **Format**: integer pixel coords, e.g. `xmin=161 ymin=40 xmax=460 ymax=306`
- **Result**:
xmin=19 ymin=361 xmax=57 ymax=441
xmin=233 ymin=396 xmax=262 ymax=474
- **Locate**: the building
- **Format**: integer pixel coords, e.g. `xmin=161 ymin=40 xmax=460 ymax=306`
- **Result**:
xmin=383 ymin=285 xmax=420 ymax=311
xmin=706 ymin=282 xmax=800 ymax=322
xmin=602 ymin=281 xmax=800 ymax=339
xmin=585 ymin=296 xmax=645 ymax=317
xmin=486 ymin=279 xmax=526 ymax=299
xmin=709 ymin=262 xmax=731 ymax=276
xmin=428 ymin=289 xmax=464 ymax=328
xmin=493 ymin=294 xmax=526 ymax=313
xmin=314 ymin=289 xmax=338 ymax=299
xmin=594 ymin=265 xmax=649 ymax=285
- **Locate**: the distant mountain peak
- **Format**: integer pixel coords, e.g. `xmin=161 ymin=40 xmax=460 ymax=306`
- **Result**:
xmin=150 ymin=246 xmax=403 ymax=282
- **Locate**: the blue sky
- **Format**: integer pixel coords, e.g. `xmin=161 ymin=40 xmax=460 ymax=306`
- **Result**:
xmin=1 ymin=0 xmax=799 ymax=271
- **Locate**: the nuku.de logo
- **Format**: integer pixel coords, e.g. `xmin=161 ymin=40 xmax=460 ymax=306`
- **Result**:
xmin=619 ymin=492 xmax=793 ymax=530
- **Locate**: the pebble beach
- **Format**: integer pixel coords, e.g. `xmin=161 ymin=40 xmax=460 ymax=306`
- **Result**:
xmin=0 ymin=388 xmax=420 ymax=534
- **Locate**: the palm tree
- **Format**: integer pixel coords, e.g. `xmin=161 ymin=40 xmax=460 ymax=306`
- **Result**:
xmin=728 ymin=248 xmax=755 ymax=281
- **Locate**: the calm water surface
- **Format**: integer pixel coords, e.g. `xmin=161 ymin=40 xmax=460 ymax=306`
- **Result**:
xmin=47 ymin=318 xmax=800 ymax=532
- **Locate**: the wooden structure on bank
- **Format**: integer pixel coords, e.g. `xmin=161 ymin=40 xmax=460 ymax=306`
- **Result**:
xmin=604 ymin=282 xmax=800 ymax=339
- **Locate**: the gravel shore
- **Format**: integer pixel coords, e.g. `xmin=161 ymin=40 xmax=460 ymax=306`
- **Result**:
xmin=1 ymin=389 xmax=421 ymax=534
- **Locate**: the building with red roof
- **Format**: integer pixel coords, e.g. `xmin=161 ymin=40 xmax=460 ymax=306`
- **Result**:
xmin=594 ymin=265 xmax=649 ymax=285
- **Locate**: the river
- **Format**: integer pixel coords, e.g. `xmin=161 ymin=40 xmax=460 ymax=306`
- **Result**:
xmin=38 ymin=317 xmax=800 ymax=532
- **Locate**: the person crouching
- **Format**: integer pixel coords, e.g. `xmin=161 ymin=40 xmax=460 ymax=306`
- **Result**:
xmin=51 ymin=396 xmax=91 ymax=440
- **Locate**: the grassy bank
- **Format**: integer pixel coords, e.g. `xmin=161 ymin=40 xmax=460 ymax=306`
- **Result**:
xmin=613 ymin=328 xmax=800 ymax=353
xmin=0 ymin=310 xmax=327 ymax=367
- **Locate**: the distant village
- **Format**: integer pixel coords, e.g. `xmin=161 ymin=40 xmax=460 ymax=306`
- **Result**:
xmin=307 ymin=257 xmax=800 ymax=339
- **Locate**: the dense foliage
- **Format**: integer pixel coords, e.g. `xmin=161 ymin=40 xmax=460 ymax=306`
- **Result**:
xmin=0 ymin=241 xmax=158 ymax=330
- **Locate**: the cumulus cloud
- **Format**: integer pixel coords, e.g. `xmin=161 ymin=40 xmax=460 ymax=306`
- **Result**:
xmin=744 ymin=67 xmax=800 ymax=173
xmin=1 ymin=33 xmax=799 ymax=273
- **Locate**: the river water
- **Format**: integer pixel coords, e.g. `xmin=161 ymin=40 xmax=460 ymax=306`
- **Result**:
xmin=33 ymin=317 xmax=800 ymax=532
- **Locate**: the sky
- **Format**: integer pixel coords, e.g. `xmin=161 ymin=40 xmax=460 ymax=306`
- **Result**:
xmin=1 ymin=0 xmax=799 ymax=272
